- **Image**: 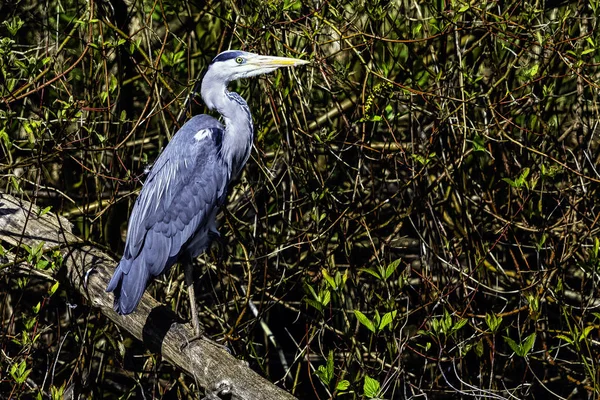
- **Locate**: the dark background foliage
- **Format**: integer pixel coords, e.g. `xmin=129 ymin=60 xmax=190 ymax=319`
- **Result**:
xmin=1 ymin=0 xmax=600 ymax=398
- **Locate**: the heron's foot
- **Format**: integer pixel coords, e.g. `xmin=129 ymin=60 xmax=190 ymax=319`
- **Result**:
xmin=180 ymin=325 xmax=205 ymax=350
xmin=206 ymin=338 xmax=232 ymax=354
xmin=179 ymin=328 xmax=232 ymax=354
xmin=83 ymin=266 xmax=98 ymax=289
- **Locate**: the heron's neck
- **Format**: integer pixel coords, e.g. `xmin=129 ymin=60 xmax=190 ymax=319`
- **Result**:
xmin=201 ymin=79 xmax=254 ymax=178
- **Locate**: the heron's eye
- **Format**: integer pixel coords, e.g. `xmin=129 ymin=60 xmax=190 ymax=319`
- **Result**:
xmin=235 ymin=57 xmax=244 ymax=64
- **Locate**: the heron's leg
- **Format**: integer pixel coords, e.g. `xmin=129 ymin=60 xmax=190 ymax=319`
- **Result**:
xmin=183 ymin=259 xmax=202 ymax=339
xmin=180 ymin=254 xmax=232 ymax=353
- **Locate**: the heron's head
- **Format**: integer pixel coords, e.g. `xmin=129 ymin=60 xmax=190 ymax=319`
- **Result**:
xmin=207 ymin=50 xmax=309 ymax=83
xmin=201 ymin=50 xmax=309 ymax=111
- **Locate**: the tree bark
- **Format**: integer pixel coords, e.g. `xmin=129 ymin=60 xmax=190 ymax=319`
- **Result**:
xmin=0 ymin=192 xmax=296 ymax=400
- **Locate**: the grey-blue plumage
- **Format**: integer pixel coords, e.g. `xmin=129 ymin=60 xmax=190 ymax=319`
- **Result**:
xmin=106 ymin=115 xmax=230 ymax=314
xmin=106 ymin=50 xmax=308 ymax=321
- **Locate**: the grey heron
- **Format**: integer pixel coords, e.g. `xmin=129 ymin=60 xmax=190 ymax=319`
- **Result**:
xmin=106 ymin=50 xmax=309 ymax=336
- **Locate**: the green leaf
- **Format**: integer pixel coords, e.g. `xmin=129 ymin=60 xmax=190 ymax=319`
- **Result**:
xmin=412 ymin=23 xmax=422 ymax=36
xmin=315 ymin=351 xmax=334 ymax=385
xmin=521 ymin=333 xmax=536 ymax=356
xmin=579 ymin=325 xmax=594 ymax=342
xmin=326 ymin=351 xmax=334 ymax=377
xmin=305 ymin=283 xmax=318 ymax=300
xmin=24 ymin=315 xmax=36 ymax=330
xmin=334 ymin=270 xmax=348 ymax=289
xmin=485 ymin=313 xmax=502 ymax=333
xmin=10 ymin=176 xmax=21 ymax=192
xmin=36 ymin=259 xmax=49 ymax=270
xmin=49 ymin=281 xmax=59 ymax=296
xmin=24 ymin=120 xmax=42 ymax=143
xmin=9 ymin=360 xmax=31 ymax=384
xmin=525 ymin=64 xmax=539 ymax=78
xmin=50 ymin=384 xmax=65 ymax=400
xmin=378 ymin=310 xmax=397 ymax=331
xmin=363 ymin=375 xmax=380 ymax=398
xmin=502 ymin=177 xmax=516 ymax=187
xmin=3 ymin=16 xmax=24 ymax=36
xmin=336 ymin=380 xmax=350 ymax=391
xmin=385 ymin=259 xmax=401 ymax=280
xmin=304 ymin=299 xmax=323 ymax=312
xmin=555 ymin=334 xmax=574 ymax=345
xmin=39 ymin=206 xmax=52 ymax=216
xmin=322 ymin=268 xmax=336 ymax=290
xmin=474 ymin=339 xmax=484 ymax=357
xmin=431 ymin=317 xmax=440 ymax=335
xmin=0 ymin=128 xmax=11 ymax=149
xmin=472 ymin=135 xmax=486 ymax=152
xmin=354 ymin=310 xmax=376 ymax=333
xmin=315 ymin=365 xmax=330 ymax=385
xmin=442 ymin=310 xmax=453 ymax=333
xmin=411 ymin=153 xmax=427 ymax=166
xmin=503 ymin=333 xmax=536 ymax=357
xmin=359 ymin=267 xmax=382 ymax=280
xmin=503 ymin=336 xmax=520 ymax=355
xmin=17 ymin=277 xmax=29 ymax=289
xmin=451 ymin=318 xmax=468 ymax=334
xmin=28 ymin=241 xmax=44 ymax=263
xmin=372 ymin=310 xmax=381 ymax=328
xmin=321 ymin=289 xmax=331 ymax=307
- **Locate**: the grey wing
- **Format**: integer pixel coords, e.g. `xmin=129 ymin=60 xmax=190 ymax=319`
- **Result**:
xmin=130 ymin=148 xmax=225 ymax=263
xmin=107 ymin=116 xmax=228 ymax=314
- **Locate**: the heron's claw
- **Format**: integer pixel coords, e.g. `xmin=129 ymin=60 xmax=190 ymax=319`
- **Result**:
xmin=180 ymin=325 xmax=205 ymax=350
xmin=179 ymin=327 xmax=232 ymax=354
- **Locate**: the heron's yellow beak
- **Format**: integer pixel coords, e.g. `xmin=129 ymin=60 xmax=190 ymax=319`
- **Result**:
xmin=250 ymin=55 xmax=310 ymax=68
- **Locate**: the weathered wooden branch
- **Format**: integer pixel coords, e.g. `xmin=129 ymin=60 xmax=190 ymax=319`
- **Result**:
xmin=0 ymin=192 xmax=295 ymax=400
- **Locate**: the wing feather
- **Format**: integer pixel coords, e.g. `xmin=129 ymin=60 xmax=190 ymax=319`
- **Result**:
xmin=107 ymin=115 xmax=229 ymax=314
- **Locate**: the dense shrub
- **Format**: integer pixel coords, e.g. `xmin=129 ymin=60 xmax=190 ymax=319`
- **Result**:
xmin=1 ymin=0 xmax=599 ymax=398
